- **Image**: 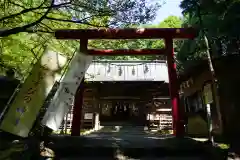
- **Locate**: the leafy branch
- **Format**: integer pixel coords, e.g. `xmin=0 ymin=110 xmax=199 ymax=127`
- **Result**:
xmin=0 ymin=0 xmax=55 ymax=37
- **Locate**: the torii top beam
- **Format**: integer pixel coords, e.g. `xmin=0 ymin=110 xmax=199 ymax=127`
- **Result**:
xmin=55 ymin=28 xmax=197 ymax=40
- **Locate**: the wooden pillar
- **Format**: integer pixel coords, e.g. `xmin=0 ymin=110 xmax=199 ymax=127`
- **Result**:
xmin=71 ymin=79 xmax=84 ymax=136
xmin=93 ymin=97 xmax=100 ymax=130
xmin=71 ymin=39 xmax=88 ymax=136
xmin=165 ymin=38 xmax=185 ymax=137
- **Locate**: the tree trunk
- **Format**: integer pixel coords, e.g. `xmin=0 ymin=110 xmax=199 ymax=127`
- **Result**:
xmin=203 ymin=35 xmax=223 ymax=134
xmin=197 ymin=3 xmax=223 ymax=137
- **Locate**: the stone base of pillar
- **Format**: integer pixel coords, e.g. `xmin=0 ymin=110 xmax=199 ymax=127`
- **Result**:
xmin=94 ymin=113 xmax=100 ymax=131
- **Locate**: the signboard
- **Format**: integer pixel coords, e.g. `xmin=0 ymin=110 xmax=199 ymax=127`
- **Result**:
xmin=41 ymin=52 xmax=93 ymax=130
xmin=0 ymin=61 xmax=46 ymax=137
xmin=0 ymin=50 xmax=66 ymax=137
xmin=203 ymin=83 xmax=213 ymax=104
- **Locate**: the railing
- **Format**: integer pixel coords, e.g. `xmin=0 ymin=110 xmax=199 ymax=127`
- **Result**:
xmin=159 ymin=114 xmax=172 ymax=129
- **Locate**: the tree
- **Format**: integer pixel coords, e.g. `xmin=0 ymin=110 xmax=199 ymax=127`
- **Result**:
xmin=0 ymin=0 xmax=162 ymax=77
xmin=0 ymin=0 xmax=162 ymax=37
xmin=178 ymin=0 xmax=240 ymax=145
xmin=179 ymin=0 xmax=240 ymax=62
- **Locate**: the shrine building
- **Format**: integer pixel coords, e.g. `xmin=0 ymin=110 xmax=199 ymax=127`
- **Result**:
xmin=59 ymin=59 xmax=173 ymax=132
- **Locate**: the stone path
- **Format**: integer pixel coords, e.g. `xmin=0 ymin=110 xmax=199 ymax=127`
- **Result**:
xmin=48 ymin=125 xmax=226 ymax=160
xmin=84 ymin=125 xmax=173 ymax=148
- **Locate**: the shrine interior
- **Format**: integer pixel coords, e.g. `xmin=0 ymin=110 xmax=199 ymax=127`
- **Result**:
xmin=84 ymin=81 xmax=170 ymax=126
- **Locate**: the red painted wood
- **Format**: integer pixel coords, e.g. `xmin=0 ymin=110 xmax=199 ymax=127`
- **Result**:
xmin=55 ymin=28 xmax=197 ymax=40
xmin=88 ymin=49 xmax=166 ymax=56
xmin=165 ymin=38 xmax=185 ymax=137
xmin=71 ymin=40 xmax=88 ymax=136
xmin=71 ymin=79 xmax=84 ymax=136
xmin=60 ymin=28 xmax=198 ymax=138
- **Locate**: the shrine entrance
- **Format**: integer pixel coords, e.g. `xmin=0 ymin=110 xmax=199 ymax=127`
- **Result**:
xmin=100 ymin=100 xmax=144 ymax=125
xmin=109 ymin=101 xmax=131 ymax=121
xmin=55 ymin=28 xmax=197 ymax=137
xmin=84 ymin=80 xmax=169 ymax=126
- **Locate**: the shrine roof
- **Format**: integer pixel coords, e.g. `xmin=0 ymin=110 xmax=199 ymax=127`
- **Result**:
xmin=85 ymin=60 xmax=169 ymax=82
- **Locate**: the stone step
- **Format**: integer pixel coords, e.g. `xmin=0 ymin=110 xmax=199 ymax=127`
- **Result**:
xmin=53 ymin=147 xmax=204 ymax=157
xmin=59 ymin=157 xmax=206 ymax=160
xmin=52 ymin=146 xmax=225 ymax=160
xmin=48 ymin=136 xmax=226 ymax=160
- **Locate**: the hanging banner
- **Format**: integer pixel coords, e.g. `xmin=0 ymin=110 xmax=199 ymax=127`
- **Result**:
xmin=41 ymin=52 xmax=93 ymax=130
xmin=0 ymin=50 xmax=66 ymax=137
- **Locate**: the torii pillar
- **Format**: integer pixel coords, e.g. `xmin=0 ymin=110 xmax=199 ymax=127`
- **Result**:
xmin=55 ymin=28 xmax=197 ymax=137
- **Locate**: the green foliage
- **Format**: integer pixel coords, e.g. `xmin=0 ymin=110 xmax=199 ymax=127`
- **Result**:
xmin=0 ymin=33 xmax=46 ymax=78
xmin=0 ymin=0 xmax=162 ymax=78
xmin=158 ymin=15 xmax=182 ymax=28
xmin=177 ymin=0 xmax=240 ymax=72
xmin=0 ymin=0 xmax=162 ymax=36
xmin=93 ymin=15 xmax=183 ymax=61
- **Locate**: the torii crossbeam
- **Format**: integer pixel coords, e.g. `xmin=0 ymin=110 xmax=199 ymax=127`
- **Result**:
xmin=55 ymin=28 xmax=198 ymax=138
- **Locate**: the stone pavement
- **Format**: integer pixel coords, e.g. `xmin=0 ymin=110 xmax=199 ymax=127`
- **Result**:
xmin=48 ymin=125 xmax=226 ymax=159
xmin=83 ymin=125 xmax=174 ymax=148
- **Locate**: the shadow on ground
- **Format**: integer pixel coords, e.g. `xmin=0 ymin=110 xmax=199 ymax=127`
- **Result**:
xmin=46 ymin=125 xmax=227 ymax=159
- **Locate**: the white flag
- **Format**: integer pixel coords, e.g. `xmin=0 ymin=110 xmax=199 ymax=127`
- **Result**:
xmin=41 ymin=52 xmax=93 ymax=130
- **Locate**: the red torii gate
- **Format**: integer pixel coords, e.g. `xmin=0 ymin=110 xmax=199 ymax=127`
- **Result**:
xmin=55 ymin=28 xmax=197 ymax=137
